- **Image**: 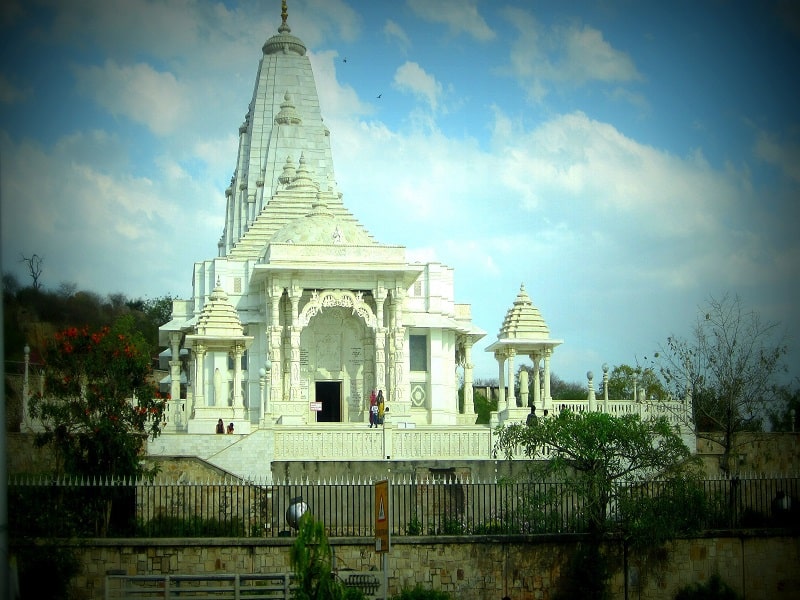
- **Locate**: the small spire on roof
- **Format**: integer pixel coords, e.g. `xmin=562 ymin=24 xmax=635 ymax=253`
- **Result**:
xmin=280 ymin=0 xmax=289 ymax=33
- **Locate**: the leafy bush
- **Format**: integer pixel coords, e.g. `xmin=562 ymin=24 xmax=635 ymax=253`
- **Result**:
xmin=392 ymin=584 xmax=451 ymax=599
xmin=406 ymin=515 xmax=422 ymax=535
xmin=552 ymin=542 xmax=610 ymax=600
xmin=435 ymin=516 xmax=467 ymax=535
xmin=15 ymin=545 xmax=80 ymax=599
xmin=674 ymin=574 xmax=740 ymax=600
xmin=139 ymin=515 xmax=247 ymax=537
xmin=291 ymin=514 xmax=365 ymax=600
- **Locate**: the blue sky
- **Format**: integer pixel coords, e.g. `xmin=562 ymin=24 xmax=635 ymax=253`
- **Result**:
xmin=2 ymin=0 xmax=799 ymax=385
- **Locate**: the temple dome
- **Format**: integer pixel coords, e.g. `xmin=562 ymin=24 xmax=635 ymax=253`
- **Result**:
xmin=195 ymin=284 xmax=246 ymax=338
xmin=498 ymin=284 xmax=551 ymax=340
xmin=270 ymin=198 xmax=375 ymax=246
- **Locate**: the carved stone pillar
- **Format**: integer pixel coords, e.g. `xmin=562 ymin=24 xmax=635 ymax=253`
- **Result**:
xmin=364 ymin=331 xmax=375 ymax=392
xmin=259 ymin=365 xmax=270 ymax=425
xmin=519 ymin=369 xmax=529 ymax=409
xmin=463 ymin=342 xmax=474 ymax=416
xmin=267 ymin=285 xmax=284 ymax=406
xmin=543 ymin=348 xmax=552 ymax=411
xmin=531 ymin=353 xmax=541 ymax=412
xmin=375 ymin=328 xmax=386 ymax=399
xmin=391 ymin=288 xmax=409 ymax=416
xmin=506 ymin=348 xmax=517 ymax=407
xmin=194 ymin=344 xmax=206 ymax=414
xmin=288 ymin=288 xmax=302 ymax=407
xmin=495 ymin=350 xmax=506 ymax=412
xmin=232 ymin=343 xmax=244 ymax=418
xmin=289 ymin=327 xmax=302 ymax=406
xmin=169 ymin=332 xmax=182 ymax=403
xmin=374 ymin=287 xmax=387 ymax=395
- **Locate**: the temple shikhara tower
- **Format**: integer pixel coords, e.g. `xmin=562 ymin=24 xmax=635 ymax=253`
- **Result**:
xmin=129 ymin=4 xmax=690 ymax=481
xmin=151 ymin=4 xmax=489 ymax=475
xmin=16 ymin=4 xmax=694 ymax=482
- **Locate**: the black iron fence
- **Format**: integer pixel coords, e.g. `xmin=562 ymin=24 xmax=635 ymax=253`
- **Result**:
xmin=9 ymin=474 xmax=799 ymax=539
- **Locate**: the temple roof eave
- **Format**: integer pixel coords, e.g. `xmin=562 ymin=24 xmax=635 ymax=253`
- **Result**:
xmin=252 ymin=257 xmax=424 ymax=288
xmin=158 ymin=315 xmax=199 ymax=346
xmin=484 ymin=338 xmax=564 ymax=354
xmin=406 ymin=312 xmax=487 ymax=340
xmin=184 ymin=334 xmax=255 ymax=350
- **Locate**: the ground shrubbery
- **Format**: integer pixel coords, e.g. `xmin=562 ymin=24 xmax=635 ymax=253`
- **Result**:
xmin=674 ymin=574 xmax=740 ymax=600
xmin=392 ymin=585 xmax=451 ymax=600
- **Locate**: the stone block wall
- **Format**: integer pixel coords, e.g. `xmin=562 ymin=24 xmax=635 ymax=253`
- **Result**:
xmin=14 ymin=534 xmax=799 ymax=600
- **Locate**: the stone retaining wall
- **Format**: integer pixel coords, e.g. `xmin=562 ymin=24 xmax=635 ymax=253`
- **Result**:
xmin=14 ymin=533 xmax=798 ymax=599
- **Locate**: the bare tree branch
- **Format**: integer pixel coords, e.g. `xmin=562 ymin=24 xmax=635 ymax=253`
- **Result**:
xmin=20 ymin=253 xmax=44 ymax=290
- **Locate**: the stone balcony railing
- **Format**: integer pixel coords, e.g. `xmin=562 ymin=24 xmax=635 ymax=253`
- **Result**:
xmin=271 ymin=424 xmax=494 ymax=462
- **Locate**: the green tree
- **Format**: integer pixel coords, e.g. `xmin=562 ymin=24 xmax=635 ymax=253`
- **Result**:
xmin=290 ymin=514 xmax=364 ymax=600
xmin=28 ymin=315 xmax=166 ymax=479
xmin=606 ymin=364 xmax=668 ymax=402
xmin=495 ymin=410 xmax=702 ymax=598
xmin=656 ymin=294 xmax=788 ymax=473
xmin=141 ymin=294 xmax=174 ymax=327
xmin=516 ymin=366 xmax=587 ymax=401
xmin=768 ymin=380 xmax=800 ymax=432
xmin=549 ymin=372 xmax=587 ymax=401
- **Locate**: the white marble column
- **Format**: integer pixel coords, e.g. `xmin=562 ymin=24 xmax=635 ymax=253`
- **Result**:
xmin=531 ymin=354 xmax=541 ymax=412
xmin=543 ymin=348 xmax=552 ymax=411
xmin=463 ymin=342 xmax=475 ymax=417
xmin=194 ymin=344 xmax=206 ymax=412
xmin=288 ymin=286 xmax=303 ymax=411
xmin=374 ymin=287 xmax=387 ymax=397
xmin=506 ymin=349 xmax=517 ymax=407
xmin=232 ymin=343 xmax=244 ymax=418
xmin=391 ymin=288 xmax=409 ymax=416
xmin=267 ymin=285 xmax=284 ymax=406
xmin=496 ymin=351 xmax=506 ymax=412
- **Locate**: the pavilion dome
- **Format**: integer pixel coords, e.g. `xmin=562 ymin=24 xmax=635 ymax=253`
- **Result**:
xmin=195 ymin=284 xmax=246 ymax=338
xmin=270 ymin=197 xmax=375 ymax=246
xmin=497 ymin=284 xmax=551 ymax=340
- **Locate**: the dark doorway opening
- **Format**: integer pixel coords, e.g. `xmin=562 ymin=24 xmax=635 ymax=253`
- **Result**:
xmin=316 ymin=381 xmax=341 ymax=423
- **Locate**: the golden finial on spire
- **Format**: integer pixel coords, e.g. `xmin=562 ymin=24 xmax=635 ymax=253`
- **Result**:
xmin=281 ymin=0 xmax=288 ymax=27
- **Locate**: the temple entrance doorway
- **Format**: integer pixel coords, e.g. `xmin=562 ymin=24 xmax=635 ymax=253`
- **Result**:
xmin=316 ymin=381 xmax=341 ymax=422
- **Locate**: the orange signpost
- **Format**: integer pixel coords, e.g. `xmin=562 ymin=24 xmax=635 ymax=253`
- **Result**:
xmin=375 ymin=479 xmax=390 ymax=553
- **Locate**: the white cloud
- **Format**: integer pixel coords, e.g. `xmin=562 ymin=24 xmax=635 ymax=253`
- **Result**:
xmin=384 ymin=19 xmax=410 ymax=51
xmin=393 ymin=62 xmax=443 ymax=112
xmin=408 ymin=0 xmax=495 ymax=42
xmin=74 ymin=60 xmax=191 ymax=136
xmin=560 ymin=25 xmax=642 ymax=84
xmin=501 ymin=8 xmax=642 ymax=101
xmin=3 ymin=0 xmax=798 ymax=384
xmin=0 ymin=130 xmax=220 ymax=298
xmin=309 ymin=50 xmax=373 ymax=121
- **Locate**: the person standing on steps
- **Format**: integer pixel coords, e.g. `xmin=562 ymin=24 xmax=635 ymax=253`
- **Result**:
xmin=369 ymin=390 xmax=378 ymax=428
xmin=377 ymin=390 xmax=385 ymax=426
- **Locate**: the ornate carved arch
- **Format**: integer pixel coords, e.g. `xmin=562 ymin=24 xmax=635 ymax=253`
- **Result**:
xmin=299 ymin=289 xmax=378 ymax=328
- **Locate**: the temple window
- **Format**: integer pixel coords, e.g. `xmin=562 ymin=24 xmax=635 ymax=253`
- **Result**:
xmin=409 ymin=334 xmax=428 ymax=373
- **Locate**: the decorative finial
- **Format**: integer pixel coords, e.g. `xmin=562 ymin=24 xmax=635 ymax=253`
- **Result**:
xmin=281 ymin=0 xmax=288 ymax=26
